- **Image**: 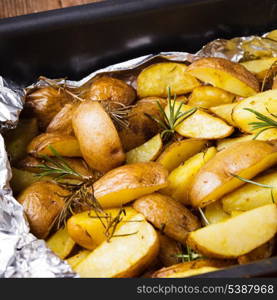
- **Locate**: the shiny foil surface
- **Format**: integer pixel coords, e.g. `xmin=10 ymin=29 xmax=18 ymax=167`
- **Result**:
xmin=0 ymin=31 xmax=276 ymax=278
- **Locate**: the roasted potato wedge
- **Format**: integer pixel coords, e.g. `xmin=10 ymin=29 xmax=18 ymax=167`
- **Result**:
xmin=46 ymin=102 xmax=79 ymax=135
xmin=210 ymin=103 xmax=237 ymax=126
xmin=72 ymin=100 xmax=125 ymax=172
xmin=133 ymin=193 xmax=200 ymax=244
xmin=27 ymin=132 xmax=82 ymax=157
xmin=162 ymin=147 xmax=216 ymax=204
xmin=67 ymin=207 xmax=137 ymax=250
xmin=93 ymin=162 xmax=168 ymax=208
xmin=151 ymin=259 xmax=233 ymax=278
xmin=188 ymin=86 xmax=235 ymax=108
xmin=126 ymin=134 xmax=162 ymax=164
xmin=46 ymin=226 xmax=75 ymax=259
xmin=75 ymin=213 xmax=159 ymax=277
xmin=187 ymin=57 xmax=259 ymax=97
xmin=187 ymin=204 xmax=277 ymax=258
xmin=137 ymin=62 xmax=200 ymax=98
xmin=156 ymin=139 xmax=207 ymax=172
xmin=190 ymin=140 xmax=277 ymax=207
xmin=232 ymin=89 xmax=277 ymax=140
xmin=67 ymin=250 xmax=90 ymax=270
xmin=240 ymin=57 xmax=277 ymax=80
xmin=165 ymin=104 xmax=234 ymax=139
xmin=237 ymin=239 xmax=275 ymax=265
xmin=222 ymin=171 xmax=277 ymax=213
xmin=25 ymin=86 xmax=71 ymax=130
xmin=4 ymin=118 xmax=39 ymax=163
xmin=158 ymin=233 xmax=183 ymax=267
xmin=216 ymin=135 xmax=253 ymax=152
xmin=17 ymin=181 xmax=67 ymax=239
xmin=204 ymin=201 xmax=230 ymax=224
xmin=88 ymin=76 xmax=136 ymax=107
xmin=118 ymin=97 xmax=166 ymax=151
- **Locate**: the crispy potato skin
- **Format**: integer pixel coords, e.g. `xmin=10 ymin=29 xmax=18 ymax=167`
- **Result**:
xmin=158 ymin=233 xmax=182 ymax=267
xmin=237 ymin=239 xmax=275 ymax=264
xmin=27 ymin=132 xmax=82 ymax=157
xmin=118 ymin=97 xmax=166 ymax=151
xmin=187 ymin=57 xmax=259 ymax=95
xmin=88 ymin=76 xmax=136 ymax=107
xmin=93 ymin=162 xmax=168 ymax=208
xmin=151 ymin=259 xmax=233 ymax=278
xmin=17 ymin=181 xmax=67 ymax=239
xmin=46 ymin=102 xmax=79 ymax=135
xmin=133 ymin=193 xmax=200 ymax=244
xmin=190 ymin=140 xmax=277 ymax=207
xmin=25 ymin=87 xmax=71 ymax=130
xmin=72 ymin=100 xmax=125 ymax=172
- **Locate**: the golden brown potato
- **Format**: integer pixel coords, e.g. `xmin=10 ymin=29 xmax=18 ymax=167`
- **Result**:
xmin=133 ymin=193 xmax=200 ymax=244
xmin=216 ymin=135 xmax=253 ymax=152
xmin=190 ymin=140 xmax=277 ymax=207
xmin=156 ymin=139 xmax=207 ymax=172
xmin=118 ymin=97 xmax=166 ymax=151
xmin=158 ymin=233 xmax=182 ymax=267
xmin=188 ymin=86 xmax=235 ymax=108
xmin=210 ymin=103 xmax=237 ymax=126
xmin=27 ymin=132 xmax=82 ymax=157
xmin=46 ymin=102 xmax=79 ymax=135
xmin=187 ymin=57 xmax=259 ymax=97
xmin=4 ymin=118 xmax=39 ymax=163
xmin=187 ymin=204 xmax=277 ymax=259
xmin=204 ymin=201 xmax=230 ymax=224
xmin=162 ymin=147 xmax=216 ymax=204
xmin=25 ymin=86 xmax=71 ymax=130
xmin=46 ymin=226 xmax=75 ymax=259
xmin=151 ymin=259 xmax=233 ymax=278
xmin=232 ymin=89 xmax=277 ymax=140
xmin=17 ymin=181 xmax=67 ymax=239
xmin=67 ymin=207 xmax=137 ymax=250
xmin=67 ymin=250 xmax=90 ymax=270
xmin=237 ymin=239 xmax=275 ymax=264
xmin=88 ymin=76 xmax=136 ymax=107
xmin=17 ymin=155 xmax=94 ymax=179
xmin=222 ymin=171 xmax=277 ymax=213
xmin=93 ymin=162 xmax=168 ymax=208
xmin=74 ymin=213 xmax=159 ymax=278
xmin=240 ymin=58 xmax=277 ymax=80
xmin=72 ymin=100 xmax=125 ymax=172
xmin=165 ymin=104 xmax=234 ymax=139
xmin=126 ymin=134 xmax=163 ymax=164
xmin=137 ymin=62 xmax=200 ymax=98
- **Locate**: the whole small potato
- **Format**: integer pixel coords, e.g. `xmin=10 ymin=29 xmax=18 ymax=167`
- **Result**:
xmin=118 ymin=97 xmax=166 ymax=151
xmin=88 ymin=76 xmax=136 ymax=108
xmin=133 ymin=193 xmax=201 ymax=244
xmin=25 ymin=86 xmax=71 ymax=130
xmin=72 ymin=100 xmax=125 ymax=172
xmin=17 ymin=181 xmax=67 ymax=238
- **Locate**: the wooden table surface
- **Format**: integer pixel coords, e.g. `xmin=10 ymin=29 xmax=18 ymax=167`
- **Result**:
xmin=0 ymin=0 xmax=102 ymax=19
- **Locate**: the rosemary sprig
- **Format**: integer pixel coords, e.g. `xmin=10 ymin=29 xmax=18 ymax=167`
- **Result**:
xmin=244 ymin=108 xmax=277 ymax=139
xmin=231 ymin=173 xmax=276 ymax=203
xmin=145 ymin=87 xmax=197 ymax=141
xmin=175 ymin=245 xmax=204 ymax=262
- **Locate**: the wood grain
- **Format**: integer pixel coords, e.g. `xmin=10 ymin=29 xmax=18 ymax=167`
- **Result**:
xmin=0 ymin=0 xmax=102 ymax=19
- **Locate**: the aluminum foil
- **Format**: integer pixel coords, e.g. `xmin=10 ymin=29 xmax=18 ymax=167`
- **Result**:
xmin=0 ymin=31 xmax=276 ymax=278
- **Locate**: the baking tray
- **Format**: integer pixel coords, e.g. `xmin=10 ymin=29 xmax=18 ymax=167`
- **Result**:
xmin=0 ymin=0 xmax=277 ymax=277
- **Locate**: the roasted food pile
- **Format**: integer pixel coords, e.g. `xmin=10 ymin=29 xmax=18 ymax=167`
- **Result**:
xmin=4 ymin=51 xmax=277 ymax=278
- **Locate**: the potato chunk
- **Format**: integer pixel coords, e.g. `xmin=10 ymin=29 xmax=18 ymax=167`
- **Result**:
xmin=187 ymin=204 xmax=277 ymax=259
xmin=156 ymin=139 xmax=206 ymax=172
xmin=137 ymin=62 xmax=200 ymax=98
xmin=187 ymin=57 xmax=259 ymax=97
xmin=75 ymin=214 xmax=159 ymax=277
xmin=93 ymin=162 xmax=168 ymax=208
xmin=190 ymin=140 xmax=277 ymax=207
xmin=210 ymin=103 xmax=237 ymax=126
xmin=133 ymin=193 xmax=200 ymax=244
